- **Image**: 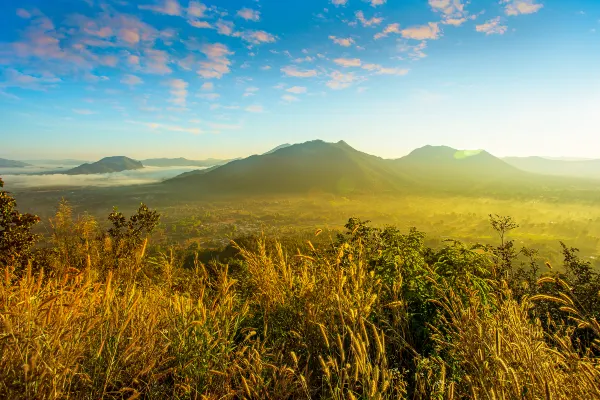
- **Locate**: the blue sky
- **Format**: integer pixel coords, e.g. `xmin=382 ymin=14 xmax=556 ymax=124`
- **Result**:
xmin=1 ymin=0 xmax=599 ymax=160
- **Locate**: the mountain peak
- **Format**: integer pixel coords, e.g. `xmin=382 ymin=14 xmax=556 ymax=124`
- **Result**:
xmin=65 ymin=156 xmax=143 ymax=175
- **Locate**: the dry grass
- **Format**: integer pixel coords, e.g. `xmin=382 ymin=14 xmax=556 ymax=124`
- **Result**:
xmin=1 ymin=205 xmax=600 ymax=399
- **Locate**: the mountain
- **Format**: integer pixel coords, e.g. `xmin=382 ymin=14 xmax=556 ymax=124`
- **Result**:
xmin=503 ymin=156 xmax=600 ymax=180
xmin=0 ymin=158 xmax=32 ymax=168
xmin=65 ymin=156 xmax=143 ymax=175
xmin=141 ymin=158 xmax=228 ymax=167
xmin=165 ymin=140 xmax=413 ymax=195
xmin=263 ymin=143 xmax=292 ymax=155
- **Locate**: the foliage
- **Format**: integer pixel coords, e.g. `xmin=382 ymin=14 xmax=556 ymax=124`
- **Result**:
xmin=0 ymin=177 xmax=40 ymax=269
xmin=1 ymin=192 xmax=600 ymax=399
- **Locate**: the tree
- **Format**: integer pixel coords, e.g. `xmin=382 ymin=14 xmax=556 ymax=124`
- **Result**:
xmin=0 ymin=177 xmax=40 ymax=268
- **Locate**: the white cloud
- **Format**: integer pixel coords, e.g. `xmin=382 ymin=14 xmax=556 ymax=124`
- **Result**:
xmin=16 ymin=9 xmax=32 ymax=19
xmin=1 ymin=69 xmax=61 ymax=91
xmin=329 ymin=36 xmax=355 ymax=47
xmin=397 ymin=40 xmax=428 ymax=60
xmin=501 ymin=0 xmax=544 ymax=16
xmin=356 ymin=11 xmax=383 ymax=27
xmin=189 ymin=20 xmax=212 ymax=28
xmin=215 ymin=20 xmax=235 ymax=36
xmin=261 ymin=65 xmax=272 ymax=70
xmin=197 ymin=92 xmax=220 ymax=100
xmin=429 ymin=0 xmax=470 ymax=26
xmin=198 ymin=43 xmax=233 ymax=79
xmin=368 ymin=0 xmax=386 ymax=6
xmin=245 ymin=105 xmax=264 ymax=112
xmin=237 ymin=8 xmax=261 ymax=21
xmin=282 ymin=94 xmax=299 ymax=102
xmin=362 ymin=64 xmax=409 ymax=75
xmin=374 ymin=23 xmax=401 ymax=39
xmin=237 ymin=30 xmax=277 ymax=44
xmin=121 ymin=74 xmax=143 ymax=86
xmin=188 ymin=1 xmax=207 ymax=17
xmin=73 ymin=109 xmax=96 ymax=115
xmin=401 ymin=23 xmax=441 ymax=40
xmin=326 ymin=71 xmax=358 ymax=90
xmin=286 ymin=86 xmax=307 ymax=94
xmin=281 ymin=66 xmax=318 ymax=78
xmin=167 ymin=78 xmax=188 ymax=107
xmin=201 ymin=82 xmax=214 ymax=91
xmin=476 ymin=17 xmax=508 ymax=35
xmin=331 ymin=0 xmax=348 ymax=6
xmin=139 ymin=0 xmax=182 ymax=16
xmin=334 ymin=58 xmax=362 ymax=67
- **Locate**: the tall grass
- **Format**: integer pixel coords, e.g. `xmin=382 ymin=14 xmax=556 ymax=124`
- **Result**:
xmin=1 ymin=204 xmax=599 ymax=399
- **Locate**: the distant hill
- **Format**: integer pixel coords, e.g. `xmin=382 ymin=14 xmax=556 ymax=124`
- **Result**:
xmin=141 ymin=158 xmax=228 ymax=168
xmin=0 ymin=158 xmax=31 ymax=168
xmin=504 ymin=156 xmax=600 ymax=180
xmin=65 ymin=156 xmax=143 ymax=175
xmin=165 ymin=140 xmax=413 ymax=195
xmin=263 ymin=144 xmax=292 ymax=155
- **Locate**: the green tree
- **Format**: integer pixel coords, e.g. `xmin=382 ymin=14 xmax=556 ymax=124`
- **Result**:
xmin=0 ymin=177 xmax=40 ymax=268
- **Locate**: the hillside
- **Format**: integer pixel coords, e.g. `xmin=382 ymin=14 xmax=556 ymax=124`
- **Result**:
xmin=504 ymin=156 xmax=600 ymax=180
xmin=263 ymin=143 xmax=292 ymax=155
xmin=165 ymin=140 xmax=413 ymax=195
xmin=65 ymin=156 xmax=143 ymax=175
xmin=141 ymin=158 xmax=228 ymax=168
xmin=0 ymin=158 xmax=31 ymax=168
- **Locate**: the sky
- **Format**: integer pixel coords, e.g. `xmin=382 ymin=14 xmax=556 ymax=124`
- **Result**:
xmin=1 ymin=0 xmax=599 ymax=161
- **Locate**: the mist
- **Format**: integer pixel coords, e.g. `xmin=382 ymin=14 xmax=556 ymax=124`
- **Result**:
xmin=0 ymin=166 xmax=205 ymax=189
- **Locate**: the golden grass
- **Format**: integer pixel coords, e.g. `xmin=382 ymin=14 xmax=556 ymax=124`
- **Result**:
xmin=1 ymin=206 xmax=600 ymax=399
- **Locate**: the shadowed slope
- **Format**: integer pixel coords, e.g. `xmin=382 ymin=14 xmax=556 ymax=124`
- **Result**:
xmin=66 ymin=156 xmax=143 ymax=175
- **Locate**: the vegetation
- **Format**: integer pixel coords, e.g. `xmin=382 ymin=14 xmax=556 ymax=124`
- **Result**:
xmin=1 ymin=178 xmax=600 ymax=399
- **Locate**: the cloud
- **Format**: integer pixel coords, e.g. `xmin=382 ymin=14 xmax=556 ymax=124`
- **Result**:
xmin=429 ymin=0 xmax=470 ymax=26
xmin=197 ymin=92 xmax=220 ymax=100
xmin=476 ymin=17 xmax=508 ymax=35
xmin=374 ymin=23 xmax=401 ymax=39
xmin=143 ymin=49 xmax=172 ymax=74
xmin=286 ymin=86 xmax=307 ymax=94
xmin=167 ymin=78 xmax=188 ymax=106
xmin=362 ymin=64 xmax=409 ymax=75
xmin=73 ymin=108 xmax=96 ymax=115
xmin=237 ymin=8 xmax=260 ymax=21
xmin=329 ymin=36 xmax=355 ymax=47
xmin=0 ymin=167 xmax=205 ymax=189
xmin=139 ymin=0 xmax=182 ymax=16
xmin=331 ymin=0 xmax=348 ymax=6
xmin=245 ymin=105 xmax=264 ymax=112
xmin=261 ymin=65 xmax=272 ymax=70
xmin=401 ymin=23 xmax=441 ymax=40
xmin=368 ymin=0 xmax=386 ymax=6
xmin=501 ymin=0 xmax=544 ymax=16
xmin=138 ymin=121 xmax=202 ymax=134
xmin=282 ymin=94 xmax=299 ymax=102
xmin=188 ymin=1 xmax=207 ymax=17
xmin=237 ymin=30 xmax=277 ymax=44
xmin=215 ymin=20 xmax=235 ymax=36
xmin=355 ymin=11 xmax=383 ymax=27
xmin=326 ymin=71 xmax=358 ymax=90
xmin=198 ymin=43 xmax=233 ymax=79
xmin=281 ymin=66 xmax=318 ymax=78
xmin=201 ymin=82 xmax=214 ymax=91
xmin=189 ymin=20 xmax=212 ymax=28
xmin=397 ymin=40 xmax=428 ymax=60
xmin=334 ymin=58 xmax=362 ymax=67
xmin=1 ymin=69 xmax=61 ymax=91
xmin=121 ymin=74 xmax=143 ymax=86
xmin=16 ymin=9 xmax=32 ymax=19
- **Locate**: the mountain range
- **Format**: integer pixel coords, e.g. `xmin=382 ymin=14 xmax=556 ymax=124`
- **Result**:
xmin=0 ymin=158 xmax=32 ymax=168
xmin=141 ymin=158 xmax=229 ymax=168
xmin=65 ymin=156 xmax=143 ymax=175
xmin=503 ymin=157 xmax=600 ymax=180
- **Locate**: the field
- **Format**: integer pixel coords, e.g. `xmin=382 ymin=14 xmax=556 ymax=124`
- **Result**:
xmin=12 ymin=185 xmax=600 ymax=268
